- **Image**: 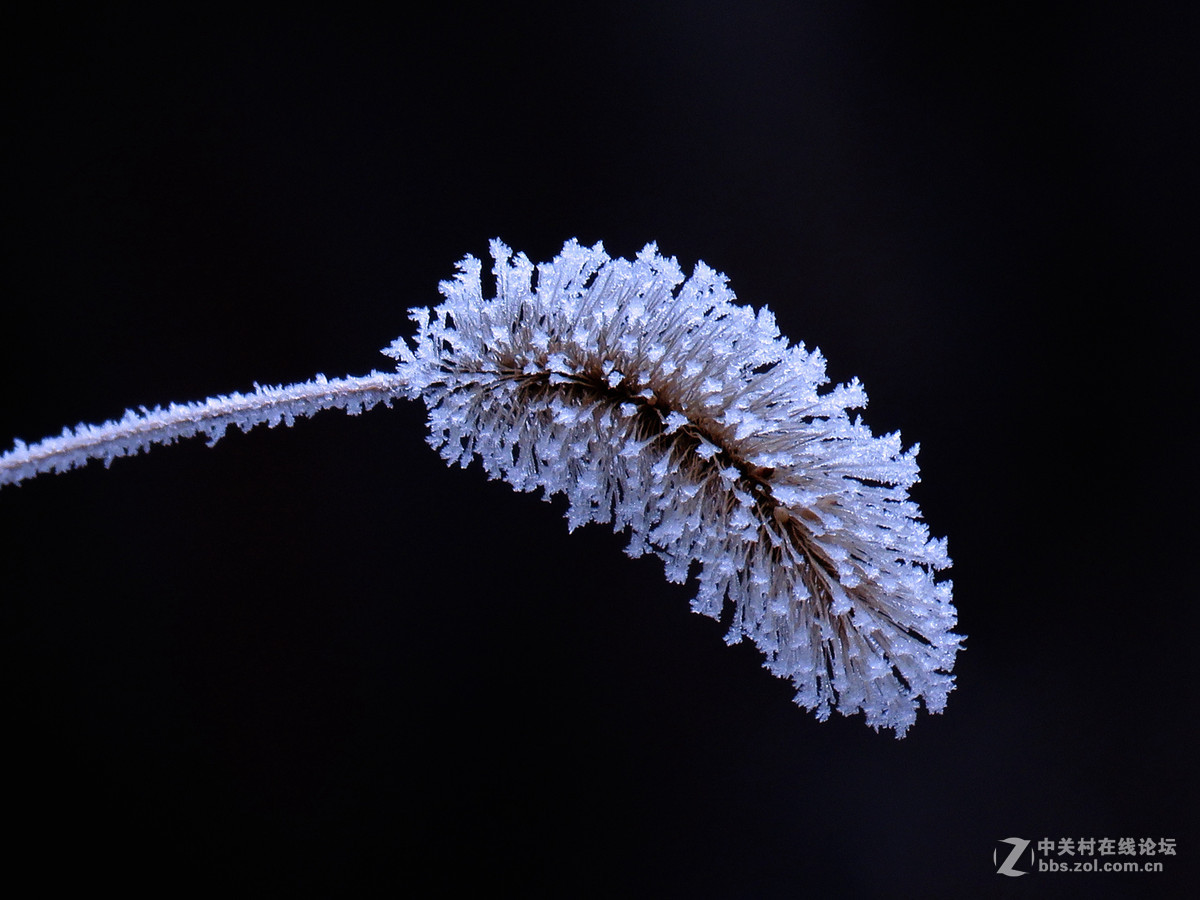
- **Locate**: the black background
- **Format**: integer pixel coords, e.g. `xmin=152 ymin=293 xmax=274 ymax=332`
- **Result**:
xmin=1 ymin=4 xmax=1191 ymax=896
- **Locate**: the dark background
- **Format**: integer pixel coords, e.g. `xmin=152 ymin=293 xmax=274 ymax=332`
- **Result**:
xmin=1 ymin=4 xmax=1191 ymax=895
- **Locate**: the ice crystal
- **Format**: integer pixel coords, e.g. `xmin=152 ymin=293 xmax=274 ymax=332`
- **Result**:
xmin=1 ymin=238 xmax=961 ymax=735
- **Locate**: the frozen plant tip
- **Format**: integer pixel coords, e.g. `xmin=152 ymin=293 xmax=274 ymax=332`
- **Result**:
xmin=1 ymin=239 xmax=961 ymax=736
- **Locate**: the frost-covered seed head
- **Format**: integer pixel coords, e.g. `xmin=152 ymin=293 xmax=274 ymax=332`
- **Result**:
xmin=386 ymin=238 xmax=962 ymax=737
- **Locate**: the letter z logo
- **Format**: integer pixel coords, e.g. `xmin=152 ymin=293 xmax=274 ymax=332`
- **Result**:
xmin=994 ymin=837 xmax=1031 ymax=876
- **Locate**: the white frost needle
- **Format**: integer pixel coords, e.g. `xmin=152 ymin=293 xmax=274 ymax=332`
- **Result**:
xmin=1 ymin=238 xmax=961 ymax=736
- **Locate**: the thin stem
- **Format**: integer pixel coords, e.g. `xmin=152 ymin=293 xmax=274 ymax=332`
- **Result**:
xmin=0 ymin=370 xmax=410 ymax=488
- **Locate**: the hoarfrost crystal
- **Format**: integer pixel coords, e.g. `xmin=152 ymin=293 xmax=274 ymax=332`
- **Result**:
xmin=1 ymin=238 xmax=961 ymax=736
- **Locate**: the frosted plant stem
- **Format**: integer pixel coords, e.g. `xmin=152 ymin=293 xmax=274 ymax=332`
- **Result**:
xmin=0 ymin=239 xmax=961 ymax=735
xmin=0 ymin=371 xmax=410 ymax=487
